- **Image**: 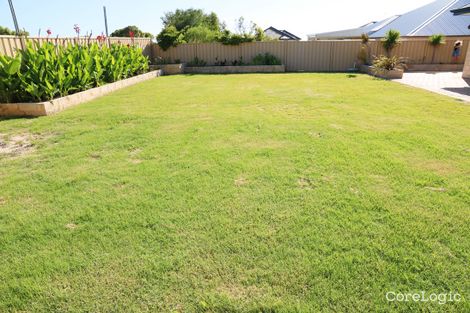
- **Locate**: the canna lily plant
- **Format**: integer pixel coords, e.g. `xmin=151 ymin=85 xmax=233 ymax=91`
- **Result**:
xmin=0 ymin=40 xmax=149 ymax=103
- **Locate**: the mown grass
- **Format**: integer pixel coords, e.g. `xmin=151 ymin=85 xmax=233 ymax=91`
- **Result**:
xmin=0 ymin=73 xmax=469 ymax=312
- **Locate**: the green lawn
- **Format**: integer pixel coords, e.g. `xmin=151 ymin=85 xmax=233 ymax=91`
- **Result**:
xmin=0 ymin=73 xmax=469 ymax=312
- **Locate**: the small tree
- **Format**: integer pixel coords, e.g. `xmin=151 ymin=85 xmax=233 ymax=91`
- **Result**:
xmin=382 ymin=30 xmax=401 ymax=56
xmin=0 ymin=26 xmax=29 ymax=36
xmin=359 ymin=33 xmax=371 ymax=65
xmin=156 ymin=26 xmax=185 ymax=50
xmin=428 ymin=34 xmax=445 ymax=64
xmin=111 ymin=26 xmax=153 ymax=38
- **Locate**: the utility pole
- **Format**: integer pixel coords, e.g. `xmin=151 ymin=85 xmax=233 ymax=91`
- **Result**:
xmin=8 ymin=0 xmax=21 ymax=35
xmin=103 ymin=6 xmax=109 ymax=37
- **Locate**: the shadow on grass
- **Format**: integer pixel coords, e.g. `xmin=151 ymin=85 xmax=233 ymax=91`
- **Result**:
xmin=0 ymin=116 xmax=35 ymax=122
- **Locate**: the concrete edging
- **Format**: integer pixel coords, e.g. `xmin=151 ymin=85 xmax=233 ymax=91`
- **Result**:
xmin=184 ymin=65 xmax=285 ymax=74
xmin=0 ymin=70 xmax=162 ymax=117
xmin=360 ymin=65 xmax=404 ymax=79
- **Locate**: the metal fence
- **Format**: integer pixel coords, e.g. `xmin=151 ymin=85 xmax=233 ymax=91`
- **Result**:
xmin=0 ymin=36 xmax=153 ymax=58
xmin=153 ymin=36 xmax=470 ymax=72
xmin=2 ymin=35 xmax=469 ymax=72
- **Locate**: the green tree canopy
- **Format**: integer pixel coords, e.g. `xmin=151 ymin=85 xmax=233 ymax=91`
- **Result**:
xmin=162 ymin=9 xmax=222 ymax=32
xmin=110 ymin=26 xmax=153 ymax=38
xmin=156 ymin=9 xmax=269 ymax=50
xmin=0 ymin=26 xmax=29 ymax=36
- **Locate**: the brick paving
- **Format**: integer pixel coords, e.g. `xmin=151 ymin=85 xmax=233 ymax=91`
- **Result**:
xmin=393 ymin=71 xmax=470 ymax=102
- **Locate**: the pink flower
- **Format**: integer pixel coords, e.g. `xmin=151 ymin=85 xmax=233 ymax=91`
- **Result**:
xmin=129 ymin=31 xmax=135 ymax=38
xmin=46 ymin=29 xmax=52 ymax=36
xmin=97 ymin=33 xmax=106 ymax=43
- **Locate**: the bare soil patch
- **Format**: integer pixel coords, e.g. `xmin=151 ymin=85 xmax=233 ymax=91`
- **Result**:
xmin=0 ymin=133 xmax=36 ymax=157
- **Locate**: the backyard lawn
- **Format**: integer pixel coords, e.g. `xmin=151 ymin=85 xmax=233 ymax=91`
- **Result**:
xmin=0 ymin=73 xmax=469 ymax=312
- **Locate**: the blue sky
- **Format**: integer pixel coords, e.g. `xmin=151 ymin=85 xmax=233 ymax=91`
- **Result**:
xmin=1 ymin=0 xmax=432 ymax=39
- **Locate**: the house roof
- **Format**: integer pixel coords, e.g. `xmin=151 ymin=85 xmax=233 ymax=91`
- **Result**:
xmin=310 ymin=0 xmax=470 ymax=39
xmin=264 ymin=27 xmax=301 ymax=40
xmin=451 ymin=3 xmax=470 ymax=15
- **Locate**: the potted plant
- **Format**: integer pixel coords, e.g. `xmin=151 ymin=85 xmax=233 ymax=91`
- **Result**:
xmin=372 ymin=55 xmax=406 ymax=79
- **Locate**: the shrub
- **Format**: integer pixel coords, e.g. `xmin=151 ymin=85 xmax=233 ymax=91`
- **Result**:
xmin=361 ymin=33 xmax=369 ymax=45
xmin=155 ymin=57 xmax=182 ymax=65
xmin=0 ymin=41 xmax=148 ymax=103
xmin=217 ymin=30 xmax=255 ymax=45
xmin=372 ymin=55 xmax=406 ymax=71
xmin=251 ymin=53 xmax=282 ymax=65
xmin=110 ymin=26 xmax=153 ymax=38
xmin=187 ymin=56 xmax=207 ymax=67
xmin=429 ymin=34 xmax=446 ymax=46
xmin=157 ymin=26 xmax=186 ymax=51
xmin=0 ymin=25 xmax=29 ymax=36
xmin=185 ymin=26 xmax=219 ymax=43
xmin=382 ymin=30 xmax=401 ymax=55
xmin=358 ymin=46 xmax=368 ymax=65
xmin=428 ymin=34 xmax=446 ymax=64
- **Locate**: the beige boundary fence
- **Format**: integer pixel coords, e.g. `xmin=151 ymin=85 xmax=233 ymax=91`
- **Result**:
xmin=154 ymin=36 xmax=470 ymax=72
xmin=2 ymin=35 xmax=469 ymax=72
xmin=0 ymin=36 xmax=153 ymax=58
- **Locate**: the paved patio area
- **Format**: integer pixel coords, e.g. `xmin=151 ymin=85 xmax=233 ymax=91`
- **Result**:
xmin=393 ymin=71 xmax=470 ymax=102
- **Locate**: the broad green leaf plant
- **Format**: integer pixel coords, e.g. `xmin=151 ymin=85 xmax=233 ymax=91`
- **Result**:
xmin=0 ymin=41 xmax=149 ymax=103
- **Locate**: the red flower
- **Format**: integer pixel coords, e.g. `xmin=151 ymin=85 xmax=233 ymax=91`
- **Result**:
xmin=129 ymin=31 xmax=135 ymax=38
xmin=46 ymin=29 xmax=52 ymax=36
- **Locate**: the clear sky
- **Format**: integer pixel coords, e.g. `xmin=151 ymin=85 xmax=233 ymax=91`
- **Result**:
xmin=0 ymin=0 xmax=434 ymax=39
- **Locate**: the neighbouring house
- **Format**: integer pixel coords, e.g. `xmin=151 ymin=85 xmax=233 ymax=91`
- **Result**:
xmin=451 ymin=2 xmax=470 ymax=78
xmin=309 ymin=0 xmax=470 ymax=40
xmin=264 ymin=27 xmax=301 ymax=40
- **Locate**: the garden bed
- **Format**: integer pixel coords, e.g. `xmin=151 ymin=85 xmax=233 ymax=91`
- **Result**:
xmin=185 ymin=65 xmax=285 ymax=74
xmin=153 ymin=63 xmax=186 ymax=75
xmin=0 ymin=70 xmax=162 ymax=117
xmin=360 ymin=65 xmax=403 ymax=79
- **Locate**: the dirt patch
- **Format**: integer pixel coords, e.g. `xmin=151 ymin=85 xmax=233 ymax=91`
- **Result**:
xmin=369 ymin=174 xmax=392 ymax=195
xmin=424 ymin=187 xmax=447 ymax=193
xmin=65 ymin=223 xmax=78 ymax=230
xmin=308 ymin=131 xmax=323 ymax=138
xmin=129 ymin=148 xmax=143 ymax=164
xmin=217 ymin=284 xmax=264 ymax=300
xmin=406 ymin=156 xmax=458 ymax=176
xmin=330 ymin=124 xmax=344 ymax=130
xmin=298 ymin=177 xmax=315 ymax=190
xmin=0 ymin=133 xmax=35 ymax=157
xmin=234 ymin=177 xmax=248 ymax=187
xmin=89 ymin=153 xmax=102 ymax=160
